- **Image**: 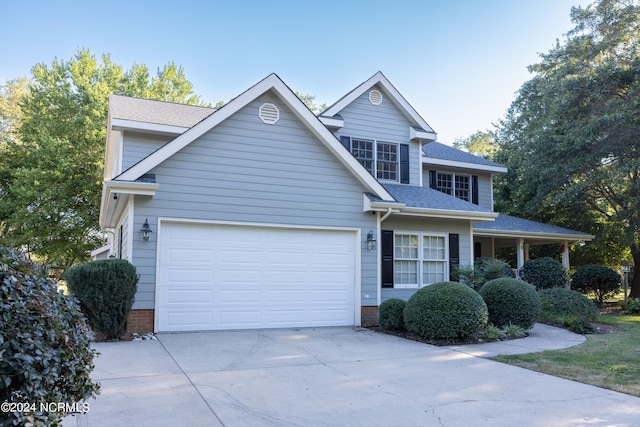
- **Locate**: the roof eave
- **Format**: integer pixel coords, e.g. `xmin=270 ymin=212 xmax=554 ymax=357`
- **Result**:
xmin=100 ymin=180 xmax=160 ymax=228
xmin=473 ymin=228 xmax=595 ymax=242
xmin=397 ymin=207 xmax=498 ymax=222
xmin=422 ymin=157 xmax=508 ymax=174
xmin=111 ymin=118 xmax=189 ymax=136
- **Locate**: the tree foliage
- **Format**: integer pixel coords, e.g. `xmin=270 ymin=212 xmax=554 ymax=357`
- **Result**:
xmin=0 ymin=49 xmax=207 ymax=272
xmin=452 ymin=130 xmax=497 ymax=159
xmin=493 ymin=0 xmax=640 ymax=296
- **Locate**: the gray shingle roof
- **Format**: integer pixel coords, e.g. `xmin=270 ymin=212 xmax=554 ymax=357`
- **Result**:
xmin=474 ymin=214 xmax=592 ymax=237
xmin=109 ymin=94 xmax=215 ymax=128
xmin=376 ymin=184 xmax=494 ymax=213
xmin=423 ymin=141 xmax=506 ymax=169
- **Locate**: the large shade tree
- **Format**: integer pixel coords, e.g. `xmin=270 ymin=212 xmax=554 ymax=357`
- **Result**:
xmin=0 ymin=49 xmax=208 ymax=272
xmin=493 ymin=0 xmax=640 ymax=296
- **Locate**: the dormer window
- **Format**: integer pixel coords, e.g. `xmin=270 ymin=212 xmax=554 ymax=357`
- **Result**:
xmin=340 ymin=135 xmax=409 ymax=183
xmin=430 ymin=170 xmax=479 ymax=205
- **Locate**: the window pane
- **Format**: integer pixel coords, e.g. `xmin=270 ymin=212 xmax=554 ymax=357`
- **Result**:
xmin=395 ymin=260 xmax=418 ymax=285
xmin=423 ymin=261 xmax=446 ymax=285
xmin=351 ymin=139 xmax=374 ymax=174
xmin=436 ymin=173 xmax=452 ymax=195
xmin=423 ymin=236 xmax=445 ymax=260
xmin=376 ymin=142 xmax=398 ymax=181
xmin=395 ymin=234 xmax=418 ymax=259
xmin=455 ymin=175 xmax=470 ymax=201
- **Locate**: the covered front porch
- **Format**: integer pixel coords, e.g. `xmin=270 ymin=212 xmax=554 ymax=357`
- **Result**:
xmin=473 ymin=214 xmax=594 ymax=271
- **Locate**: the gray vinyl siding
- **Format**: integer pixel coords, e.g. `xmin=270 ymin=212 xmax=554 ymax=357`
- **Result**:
xmin=333 ymin=84 xmax=421 ymax=185
xmin=129 ymin=91 xmax=377 ymax=310
xmin=380 ymin=216 xmax=473 ymax=303
xmin=122 ymin=132 xmax=172 ymax=171
xmin=474 ymin=236 xmax=495 ymax=259
xmin=477 ymin=173 xmax=493 ymax=210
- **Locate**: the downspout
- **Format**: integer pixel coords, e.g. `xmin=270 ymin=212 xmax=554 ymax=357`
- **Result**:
xmin=380 ymin=208 xmax=393 ymax=222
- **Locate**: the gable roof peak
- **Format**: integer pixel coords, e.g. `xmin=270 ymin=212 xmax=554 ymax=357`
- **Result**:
xmin=320 ymin=72 xmax=436 ymax=138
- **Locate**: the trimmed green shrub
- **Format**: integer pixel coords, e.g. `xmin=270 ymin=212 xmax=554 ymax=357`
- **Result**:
xmin=538 ymin=287 xmax=599 ymax=334
xmin=0 ymin=247 xmax=99 ymax=425
xmin=379 ymin=298 xmax=406 ymax=330
xmin=520 ymin=257 xmax=569 ymax=290
xmin=480 ymin=278 xmax=540 ymax=329
xmin=456 ymin=257 xmax=514 ymax=291
xmin=626 ymin=298 xmax=640 ymax=314
xmin=571 ymin=264 xmax=621 ymax=305
xmin=404 ymin=281 xmax=488 ymax=341
xmin=64 ymin=259 xmax=139 ymax=340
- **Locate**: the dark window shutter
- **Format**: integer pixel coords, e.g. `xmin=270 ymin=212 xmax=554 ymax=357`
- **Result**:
xmin=472 ymin=175 xmax=479 ymax=205
xmin=449 ymin=233 xmax=460 ymax=281
xmin=429 ymin=170 xmax=437 ymax=189
xmin=400 ymin=144 xmax=409 ymax=184
xmin=340 ymin=135 xmax=351 ymax=151
xmin=118 ymin=225 xmax=123 ymax=259
xmin=381 ymin=230 xmax=394 ymax=288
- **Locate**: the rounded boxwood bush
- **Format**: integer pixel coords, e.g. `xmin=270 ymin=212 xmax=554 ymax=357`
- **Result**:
xmin=64 ymin=259 xmax=139 ymax=340
xmin=479 ymin=278 xmax=540 ymax=329
xmin=538 ymin=287 xmax=599 ymax=334
xmin=571 ymin=264 xmax=621 ymax=305
xmin=1 ymin=247 xmax=99 ymax=425
xmin=520 ymin=257 xmax=569 ymax=290
xmin=379 ymin=298 xmax=406 ymax=330
xmin=404 ymin=281 xmax=488 ymax=340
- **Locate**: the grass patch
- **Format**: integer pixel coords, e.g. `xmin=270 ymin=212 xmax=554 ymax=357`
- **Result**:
xmin=493 ymin=314 xmax=640 ymax=396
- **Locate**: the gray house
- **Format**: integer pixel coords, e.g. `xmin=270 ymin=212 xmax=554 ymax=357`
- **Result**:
xmin=96 ymin=72 xmax=592 ymax=333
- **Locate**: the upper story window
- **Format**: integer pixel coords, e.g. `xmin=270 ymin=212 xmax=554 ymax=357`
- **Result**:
xmin=340 ymin=136 xmax=408 ymax=183
xmin=430 ymin=170 xmax=478 ymax=205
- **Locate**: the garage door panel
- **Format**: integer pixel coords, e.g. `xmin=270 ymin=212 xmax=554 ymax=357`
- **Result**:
xmin=157 ymin=223 xmax=356 ymax=332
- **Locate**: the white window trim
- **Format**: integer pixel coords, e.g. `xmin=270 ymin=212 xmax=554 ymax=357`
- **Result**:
xmin=435 ymin=171 xmax=472 ymax=202
xmin=351 ymin=137 xmax=400 ymax=183
xmin=393 ymin=231 xmax=449 ymax=289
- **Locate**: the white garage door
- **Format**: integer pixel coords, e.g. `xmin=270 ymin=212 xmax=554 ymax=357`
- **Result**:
xmin=156 ymin=222 xmax=357 ymax=331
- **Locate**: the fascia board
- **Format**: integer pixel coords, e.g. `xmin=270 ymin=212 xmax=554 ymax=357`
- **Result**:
xmin=410 ymin=126 xmax=437 ymax=142
xmin=473 ymin=228 xmax=595 ymax=241
xmin=318 ymin=115 xmax=344 ymax=128
xmin=397 ymin=208 xmax=498 ymax=222
xmin=111 ymin=118 xmax=189 ymax=135
xmin=422 ymin=157 xmax=508 ymax=174
xmin=99 ymin=181 xmax=159 ymax=228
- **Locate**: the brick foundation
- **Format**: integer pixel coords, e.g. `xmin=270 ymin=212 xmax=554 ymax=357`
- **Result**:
xmin=360 ymin=306 xmax=379 ymax=327
xmin=126 ymin=309 xmax=155 ymax=335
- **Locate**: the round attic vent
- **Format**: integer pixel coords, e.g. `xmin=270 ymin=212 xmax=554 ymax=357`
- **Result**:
xmin=369 ymin=89 xmax=382 ymax=105
xmin=259 ymin=103 xmax=279 ymax=124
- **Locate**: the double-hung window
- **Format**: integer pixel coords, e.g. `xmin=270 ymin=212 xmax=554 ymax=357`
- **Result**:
xmin=350 ymin=137 xmax=399 ymax=182
xmin=432 ymin=171 xmax=475 ymax=204
xmin=393 ymin=232 xmax=447 ymax=288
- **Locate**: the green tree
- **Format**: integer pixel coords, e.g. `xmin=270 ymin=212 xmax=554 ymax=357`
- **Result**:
xmin=296 ymin=92 xmax=327 ymax=114
xmin=493 ymin=0 xmax=640 ymax=296
xmin=0 ymin=77 xmax=28 ymax=144
xmin=0 ymin=49 xmax=207 ymax=272
xmin=452 ymin=130 xmax=497 ymax=159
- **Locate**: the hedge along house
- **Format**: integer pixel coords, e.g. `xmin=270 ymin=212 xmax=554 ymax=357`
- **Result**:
xmin=96 ymin=72 xmax=593 ymax=333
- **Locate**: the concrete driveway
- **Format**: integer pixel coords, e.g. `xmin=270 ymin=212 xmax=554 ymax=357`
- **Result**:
xmin=64 ymin=326 xmax=640 ymax=426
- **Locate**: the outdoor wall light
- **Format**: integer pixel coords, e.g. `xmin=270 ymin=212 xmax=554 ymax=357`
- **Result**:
xmin=367 ymin=230 xmax=376 ymax=250
xmin=140 ymin=219 xmax=152 ymax=242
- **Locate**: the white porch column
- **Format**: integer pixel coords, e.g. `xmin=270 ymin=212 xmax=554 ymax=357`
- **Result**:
xmin=561 ymin=240 xmax=570 ymax=270
xmin=516 ymin=238 xmax=526 ymax=270
xmin=524 ymin=243 xmax=530 ymax=262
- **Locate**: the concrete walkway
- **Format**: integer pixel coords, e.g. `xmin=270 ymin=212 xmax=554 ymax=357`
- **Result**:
xmin=63 ymin=324 xmax=640 ymax=427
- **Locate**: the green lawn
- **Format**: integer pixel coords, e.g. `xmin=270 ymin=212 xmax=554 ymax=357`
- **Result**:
xmin=493 ymin=314 xmax=640 ymax=396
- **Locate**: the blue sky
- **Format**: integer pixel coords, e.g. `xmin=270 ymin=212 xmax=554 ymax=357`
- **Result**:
xmin=3 ymin=0 xmax=591 ymax=144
